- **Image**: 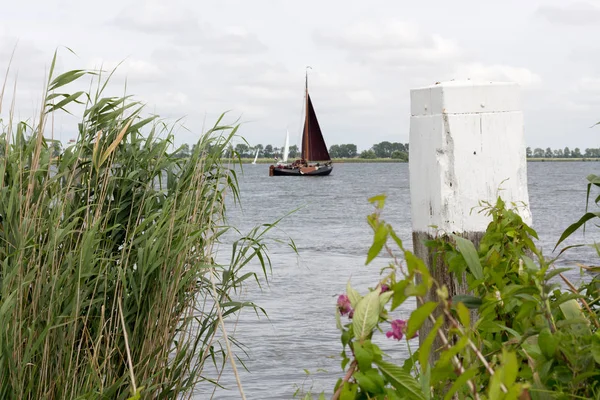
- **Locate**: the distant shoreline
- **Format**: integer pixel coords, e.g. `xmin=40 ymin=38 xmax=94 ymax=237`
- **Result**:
xmin=235 ymin=158 xmax=406 ymax=164
xmin=527 ymin=158 xmax=600 ymax=162
xmin=233 ymin=157 xmax=600 ymax=164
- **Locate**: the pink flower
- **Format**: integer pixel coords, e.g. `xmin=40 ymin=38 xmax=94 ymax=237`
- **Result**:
xmin=337 ymin=294 xmax=354 ymax=318
xmin=386 ymin=319 xmax=406 ymax=340
xmin=380 ymin=284 xmax=390 ymax=293
xmin=386 ymin=319 xmax=418 ymax=341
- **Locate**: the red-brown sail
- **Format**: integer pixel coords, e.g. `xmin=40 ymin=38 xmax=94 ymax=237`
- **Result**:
xmin=301 ymin=93 xmax=330 ymax=161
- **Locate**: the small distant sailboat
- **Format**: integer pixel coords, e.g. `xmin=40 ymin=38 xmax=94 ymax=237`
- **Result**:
xmin=269 ymin=68 xmax=332 ymax=177
xmin=282 ymin=129 xmax=290 ymax=163
xmin=252 ymin=148 xmax=259 ymax=164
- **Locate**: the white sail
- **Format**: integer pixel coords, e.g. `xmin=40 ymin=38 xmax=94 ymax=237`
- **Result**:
xmin=282 ymin=129 xmax=290 ymax=162
xmin=252 ymin=148 xmax=259 ymax=164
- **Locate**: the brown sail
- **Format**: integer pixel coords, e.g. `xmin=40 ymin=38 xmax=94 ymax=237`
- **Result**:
xmin=301 ymin=94 xmax=331 ymax=162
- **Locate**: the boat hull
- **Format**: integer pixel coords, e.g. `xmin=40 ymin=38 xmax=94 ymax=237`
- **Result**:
xmin=270 ymin=164 xmax=333 ymax=176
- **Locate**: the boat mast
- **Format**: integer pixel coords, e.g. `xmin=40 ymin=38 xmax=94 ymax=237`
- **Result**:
xmin=304 ymin=66 xmax=311 ymax=161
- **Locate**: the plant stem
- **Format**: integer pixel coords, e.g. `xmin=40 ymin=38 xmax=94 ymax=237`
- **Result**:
xmin=118 ymin=295 xmax=137 ymax=396
xmin=210 ymin=268 xmax=247 ymax=400
xmin=332 ymin=360 xmax=357 ymax=400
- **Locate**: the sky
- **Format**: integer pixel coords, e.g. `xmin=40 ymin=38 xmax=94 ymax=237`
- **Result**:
xmin=1 ymin=0 xmax=599 ymax=152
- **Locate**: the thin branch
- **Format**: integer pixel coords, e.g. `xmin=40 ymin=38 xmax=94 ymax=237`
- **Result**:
xmin=419 ymin=299 xmax=481 ymax=399
xmin=559 ymin=272 xmax=600 ymax=329
xmin=332 ymin=360 xmax=357 ymax=400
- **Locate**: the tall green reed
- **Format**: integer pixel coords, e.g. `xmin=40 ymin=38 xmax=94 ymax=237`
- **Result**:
xmin=0 ymin=51 xmax=273 ymax=399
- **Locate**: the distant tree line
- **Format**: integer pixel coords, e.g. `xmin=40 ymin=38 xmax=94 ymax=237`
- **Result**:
xmin=357 ymin=141 xmax=409 ymax=161
xmin=172 ymin=141 xmax=411 ymax=160
xmin=526 ymin=147 xmax=600 ymax=158
xmin=52 ymin=139 xmax=600 ymax=161
xmin=227 ymin=143 xmax=301 ymax=159
xmin=169 ymin=144 xmax=600 ymax=160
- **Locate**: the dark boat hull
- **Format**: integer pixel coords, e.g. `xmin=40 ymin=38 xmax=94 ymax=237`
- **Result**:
xmin=270 ymin=164 xmax=333 ymax=176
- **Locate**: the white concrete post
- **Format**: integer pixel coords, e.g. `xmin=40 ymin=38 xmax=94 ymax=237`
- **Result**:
xmin=409 ymin=81 xmax=532 ymax=350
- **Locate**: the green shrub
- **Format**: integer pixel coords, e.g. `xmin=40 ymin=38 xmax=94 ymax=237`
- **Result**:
xmin=325 ymin=184 xmax=599 ymax=399
xmin=359 ymin=150 xmax=377 ymax=159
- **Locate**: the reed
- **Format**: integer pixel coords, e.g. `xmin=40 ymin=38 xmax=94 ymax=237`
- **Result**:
xmin=0 ymin=51 xmax=273 ymax=399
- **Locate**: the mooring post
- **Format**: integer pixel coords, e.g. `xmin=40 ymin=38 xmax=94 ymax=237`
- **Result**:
xmin=409 ymin=81 xmax=532 ymax=356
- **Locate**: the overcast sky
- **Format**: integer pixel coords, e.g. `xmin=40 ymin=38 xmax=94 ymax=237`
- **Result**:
xmin=1 ymin=0 xmax=599 ymax=151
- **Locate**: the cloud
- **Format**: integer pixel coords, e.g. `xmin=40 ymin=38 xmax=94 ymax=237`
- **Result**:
xmin=0 ymin=38 xmax=52 ymax=89
xmin=111 ymin=0 xmax=199 ymax=33
xmin=562 ymin=76 xmax=600 ymax=111
xmin=111 ymin=2 xmax=267 ymax=55
xmin=314 ymin=20 xmax=462 ymax=67
xmin=233 ymin=85 xmax=295 ymax=102
xmin=87 ymin=57 xmax=165 ymax=84
xmin=574 ymin=76 xmax=600 ymax=92
xmin=453 ymin=63 xmax=542 ymax=86
xmin=536 ymin=1 xmax=600 ymax=26
xmin=317 ymin=21 xmax=426 ymax=50
xmin=145 ymin=91 xmax=189 ymax=110
xmin=179 ymin=26 xmax=268 ymax=54
xmin=345 ymin=89 xmax=376 ymax=105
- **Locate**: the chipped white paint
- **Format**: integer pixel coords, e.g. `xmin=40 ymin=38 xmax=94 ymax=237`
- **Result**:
xmin=409 ymin=81 xmax=532 ymax=234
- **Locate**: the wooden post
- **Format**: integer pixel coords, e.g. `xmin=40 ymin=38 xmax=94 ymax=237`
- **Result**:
xmin=409 ymin=81 xmax=532 ymax=355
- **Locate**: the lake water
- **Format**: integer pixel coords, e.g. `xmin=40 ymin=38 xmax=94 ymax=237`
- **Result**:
xmin=196 ymin=161 xmax=599 ymax=399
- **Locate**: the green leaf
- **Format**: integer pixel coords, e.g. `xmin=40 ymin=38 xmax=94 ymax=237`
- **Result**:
xmin=538 ymin=328 xmax=557 ymax=359
xmin=366 ymin=223 xmax=388 ymax=264
xmin=554 ymin=212 xmax=600 ymax=251
xmin=46 ymin=91 xmax=85 ymax=113
xmin=419 ymin=364 xmax=431 ymax=400
xmin=502 ymin=349 xmax=518 ymax=388
xmin=592 ymin=331 xmax=600 ymax=364
xmin=559 ymin=299 xmax=590 ymax=335
xmin=405 ymin=250 xmax=428 ymax=277
xmin=355 ymin=370 xmax=385 ymax=394
xmin=443 ymin=367 xmax=478 ymax=400
xmin=392 ymin=280 xmax=409 ymax=310
xmin=127 ymin=386 xmax=144 ymax=400
xmin=452 ymin=235 xmax=483 ymax=280
xmin=368 ymin=194 xmax=387 ymax=208
xmin=544 ymin=267 xmax=571 ymax=281
xmin=419 ymin=316 xmax=444 ymax=371
xmin=48 ymin=69 xmax=87 ymax=91
xmin=385 ymin=388 xmax=403 ymax=400
xmin=352 ymin=289 xmax=382 ymax=341
xmin=379 ymin=291 xmax=393 ymax=309
xmin=389 ymin=228 xmax=404 ymax=250
xmin=405 ymin=282 xmax=428 ymax=297
xmin=488 ymin=366 xmax=503 ymax=400
xmin=340 ymin=381 xmax=358 ymax=400
xmin=452 ymin=294 xmax=482 ymax=310
xmin=375 ymin=359 xmax=426 ymax=400
xmin=407 ymin=301 xmax=437 ymax=339
xmin=129 ymin=115 xmax=158 ymax=132
xmin=437 ymin=335 xmax=469 ymax=368
xmin=336 ymin=308 xmax=343 ymax=330
xmin=456 ymin=301 xmax=470 ymax=327
xmin=347 ymin=280 xmax=361 ymax=308
xmin=353 ymin=341 xmax=374 ymax=371
xmin=505 ymin=384 xmax=524 ymax=400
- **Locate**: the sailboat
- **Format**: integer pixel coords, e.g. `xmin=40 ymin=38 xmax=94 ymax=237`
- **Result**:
xmin=251 ymin=148 xmax=259 ymax=164
xmin=269 ymin=69 xmax=333 ymax=177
